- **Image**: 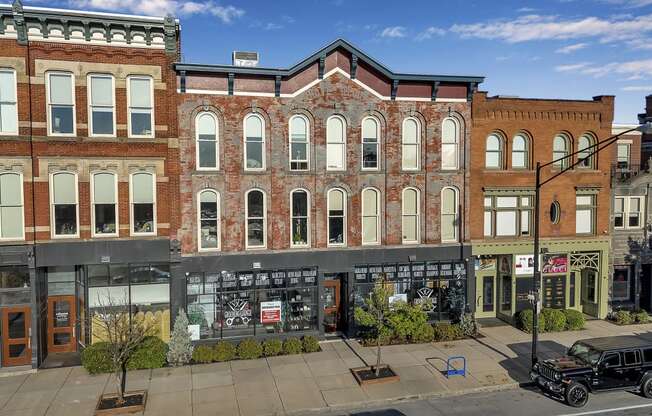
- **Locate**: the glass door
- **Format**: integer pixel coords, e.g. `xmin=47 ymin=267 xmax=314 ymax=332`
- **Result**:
xmin=47 ymin=295 xmax=77 ymax=353
xmin=323 ymin=279 xmax=341 ymax=333
xmin=1 ymin=306 xmax=31 ymax=366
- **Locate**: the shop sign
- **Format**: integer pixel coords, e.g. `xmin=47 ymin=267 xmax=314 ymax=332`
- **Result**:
xmin=224 ymin=299 xmax=252 ymax=326
xmin=514 ymin=255 xmax=534 ymax=275
xmin=475 ymin=257 xmax=496 ymax=272
xmin=260 ymin=301 xmax=282 ymax=324
xmin=188 ymin=324 xmax=200 ymax=341
xmin=542 ymin=254 xmax=568 ymax=274
xmin=415 ymin=287 xmax=435 ymax=312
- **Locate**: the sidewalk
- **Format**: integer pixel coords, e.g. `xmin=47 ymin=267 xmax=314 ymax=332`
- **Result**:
xmin=1 ymin=319 xmax=651 ymax=416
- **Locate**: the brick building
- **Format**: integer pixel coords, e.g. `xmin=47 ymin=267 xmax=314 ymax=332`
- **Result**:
xmin=174 ymin=39 xmax=484 ymax=340
xmin=0 ymin=2 xmax=180 ymax=369
xmin=470 ymin=92 xmax=615 ymax=321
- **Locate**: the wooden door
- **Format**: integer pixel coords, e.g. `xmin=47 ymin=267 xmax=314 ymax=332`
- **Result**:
xmin=1 ymin=306 xmax=31 ymax=366
xmin=47 ymin=296 xmax=77 ymax=353
xmin=323 ymin=280 xmax=341 ymax=333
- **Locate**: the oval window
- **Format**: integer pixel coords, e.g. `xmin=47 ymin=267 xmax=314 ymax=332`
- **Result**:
xmin=550 ymin=201 xmax=561 ymax=224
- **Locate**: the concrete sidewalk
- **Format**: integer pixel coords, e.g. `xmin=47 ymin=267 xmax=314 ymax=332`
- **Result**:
xmin=1 ymin=319 xmax=651 ymax=416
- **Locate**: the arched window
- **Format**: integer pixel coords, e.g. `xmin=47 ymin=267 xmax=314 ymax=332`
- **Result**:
xmin=290 ymin=189 xmax=309 ymax=247
xmin=512 ymin=134 xmax=529 ymax=169
xmin=578 ymin=134 xmax=594 ymax=168
xmin=327 ymin=188 xmax=346 ymax=246
xmin=402 ymin=187 xmax=419 ymax=244
xmin=553 ymin=134 xmax=570 ymax=169
xmin=50 ymin=172 xmax=78 ymax=237
xmin=441 ymin=117 xmax=459 ymax=170
xmin=402 ymin=118 xmax=420 ymax=170
xmin=0 ymin=172 xmax=23 ymax=239
xmin=196 ymin=112 xmax=218 ymax=170
xmin=289 ymin=115 xmax=309 ymax=170
xmin=91 ymin=172 xmax=117 ymax=237
xmin=244 ymin=114 xmax=265 ymax=170
xmin=130 ymin=172 xmax=156 ymax=235
xmin=441 ymin=187 xmax=459 ymax=242
xmin=485 ymin=133 xmax=503 ymax=169
xmin=361 ymin=188 xmax=380 ymax=245
xmin=245 ymin=189 xmax=266 ymax=248
xmin=326 ymin=116 xmax=346 ymax=170
xmin=198 ymin=190 xmax=220 ymax=250
xmin=362 ymin=116 xmax=380 ymax=170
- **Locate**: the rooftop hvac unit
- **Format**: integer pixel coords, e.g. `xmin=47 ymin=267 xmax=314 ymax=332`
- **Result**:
xmin=233 ymin=51 xmax=259 ymax=67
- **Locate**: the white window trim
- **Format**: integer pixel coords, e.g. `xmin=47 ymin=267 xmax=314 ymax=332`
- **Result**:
xmin=614 ymin=196 xmax=645 ymax=230
xmin=485 ymin=133 xmax=504 ymax=169
xmin=90 ymin=171 xmax=119 ymax=238
xmin=441 ymin=117 xmax=459 ymax=171
xmin=553 ymin=134 xmax=571 ymax=169
xmin=441 ymin=186 xmax=459 ymax=243
xmin=129 ymin=172 xmax=157 ymax=236
xmin=401 ymin=117 xmax=421 ymax=171
xmin=289 ymin=114 xmax=310 ymax=171
xmin=195 ymin=111 xmax=219 ymax=171
xmin=46 ymin=71 xmax=76 ymax=137
xmin=401 ymin=187 xmax=420 ymax=244
xmin=577 ymin=134 xmax=595 ymax=169
xmin=575 ymin=194 xmax=595 ymax=235
xmin=87 ymin=73 xmax=116 ymax=138
xmin=326 ymin=115 xmax=347 ymax=171
xmin=511 ymin=134 xmax=529 ymax=169
xmin=289 ymin=188 xmax=310 ymax=248
xmin=49 ymin=171 xmax=79 ymax=239
xmin=361 ymin=187 xmax=381 ymax=246
xmin=126 ymin=75 xmax=155 ymax=139
xmin=327 ymin=188 xmax=347 ymax=247
xmin=197 ymin=189 xmax=220 ymax=252
xmin=245 ymin=188 xmax=267 ymax=250
xmin=0 ymin=68 xmax=18 ymax=136
xmin=0 ymin=172 xmax=24 ymax=241
xmin=361 ymin=116 xmax=380 ymax=171
xmin=243 ymin=113 xmax=266 ymax=171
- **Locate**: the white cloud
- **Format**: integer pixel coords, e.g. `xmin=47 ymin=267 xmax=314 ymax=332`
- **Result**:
xmin=517 ymin=7 xmax=538 ymax=12
xmin=601 ymin=0 xmax=652 ymax=8
xmin=555 ymin=42 xmax=588 ymax=53
xmin=556 ymin=59 xmax=652 ymax=79
xmin=380 ymin=26 xmax=407 ymax=38
xmin=415 ymin=26 xmax=446 ymax=41
xmin=555 ymin=62 xmax=592 ymax=72
xmin=621 ymin=85 xmax=652 ymax=91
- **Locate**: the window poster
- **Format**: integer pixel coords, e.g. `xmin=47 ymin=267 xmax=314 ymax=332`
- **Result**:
xmin=514 ymin=255 xmax=534 ymax=275
xmin=542 ymin=253 xmax=568 ymax=274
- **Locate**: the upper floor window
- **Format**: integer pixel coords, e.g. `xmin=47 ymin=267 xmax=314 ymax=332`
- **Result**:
xmin=127 ymin=76 xmax=154 ymax=138
xmin=361 ymin=188 xmax=380 ymax=245
xmin=47 ymin=72 xmax=75 ymax=136
xmin=485 ymin=133 xmax=503 ymax=169
xmin=402 ymin=117 xmax=420 ymax=171
xmin=362 ymin=116 xmax=380 ymax=170
xmin=0 ymin=173 xmax=23 ymax=240
xmin=50 ymin=172 xmax=78 ymax=237
xmin=578 ymin=134 xmax=595 ymax=168
xmin=130 ymin=172 xmax=156 ymax=235
xmin=484 ymin=195 xmax=532 ymax=237
xmin=617 ymin=142 xmax=631 ymax=169
xmin=614 ymin=196 xmax=644 ymax=229
xmin=0 ymin=69 xmax=18 ymax=134
xmin=289 ymin=115 xmax=309 ymax=171
xmin=198 ymin=190 xmax=220 ymax=250
xmin=441 ymin=117 xmax=459 ymax=170
xmin=245 ymin=189 xmax=266 ymax=249
xmin=553 ymin=134 xmax=570 ymax=169
xmin=328 ymin=188 xmax=346 ymax=246
xmin=575 ymin=194 xmax=595 ymax=235
xmin=441 ymin=187 xmax=459 ymax=242
xmin=327 ymin=116 xmax=346 ymax=170
xmin=290 ymin=189 xmax=309 ymax=247
xmin=512 ymin=134 xmax=529 ymax=169
xmin=88 ymin=74 xmax=115 ymax=137
xmin=244 ymin=114 xmax=265 ymax=170
xmin=196 ymin=112 xmax=218 ymax=170
xmin=402 ymin=187 xmax=419 ymax=244
xmin=91 ymin=172 xmax=117 ymax=237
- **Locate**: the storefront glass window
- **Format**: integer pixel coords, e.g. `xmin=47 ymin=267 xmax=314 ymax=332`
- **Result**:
xmin=0 ymin=266 xmax=29 ymax=289
xmin=47 ymin=266 xmax=75 ymax=295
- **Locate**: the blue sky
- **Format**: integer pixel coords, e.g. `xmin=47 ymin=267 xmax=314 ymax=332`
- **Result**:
xmin=33 ymin=0 xmax=652 ymax=123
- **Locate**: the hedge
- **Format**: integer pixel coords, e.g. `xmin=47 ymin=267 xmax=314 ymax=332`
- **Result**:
xmin=517 ymin=308 xmax=585 ymax=333
xmin=82 ymin=336 xmax=168 ymax=374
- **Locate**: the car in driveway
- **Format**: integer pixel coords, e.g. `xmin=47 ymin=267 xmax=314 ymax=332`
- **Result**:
xmin=530 ymin=335 xmax=652 ymax=407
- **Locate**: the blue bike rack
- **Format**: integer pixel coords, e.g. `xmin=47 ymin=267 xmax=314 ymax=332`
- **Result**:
xmin=446 ymin=356 xmax=466 ymax=378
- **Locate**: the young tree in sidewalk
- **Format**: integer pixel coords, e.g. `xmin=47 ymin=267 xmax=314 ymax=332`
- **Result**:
xmin=167 ymin=308 xmax=193 ymax=366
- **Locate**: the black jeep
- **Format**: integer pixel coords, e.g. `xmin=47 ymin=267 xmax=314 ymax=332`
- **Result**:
xmin=530 ymin=336 xmax=652 ymax=407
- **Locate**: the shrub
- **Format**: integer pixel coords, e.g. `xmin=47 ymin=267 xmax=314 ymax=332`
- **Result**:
xmin=459 ymin=313 xmax=480 ymax=338
xmin=633 ymin=310 xmax=650 ymax=324
xmin=410 ymin=322 xmax=435 ymax=343
xmin=432 ymin=323 xmax=463 ymax=342
xmin=193 ymin=345 xmax=215 ymax=364
xmin=517 ymin=309 xmax=546 ymax=333
xmin=614 ymin=310 xmax=633 ymax=325
xmin=237 ymin=338 xmax=263 ymax=360
xmin=263 ymin=339 xmax=283 ymax=357
xmin=541 ymin=309 xmax=566 ymax=332
xmin=214 ymin=341 xmax=237 ymax=362
xmin=81 ymin=342 xmax=113 ymax=374
xmin=283 ymin=337 xmax=303 ymax=355
xmin=386 ymin=302 xmax=428 ymax=342
xmin=167 ymin=309 xmax=193 ymax=367
xmin=302 ymin=336 xmax=321 ymax=353
xmin=562 ymin=309 xmax=585 ymax=330
xmin=127 ymin=336 xmax=168 ymax=370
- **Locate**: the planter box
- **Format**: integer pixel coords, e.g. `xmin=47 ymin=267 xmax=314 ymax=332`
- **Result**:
xmin=351 ymin=365 xmax=400 ymax=386
xmin=94 ymin=390 xmax=147 ymax=415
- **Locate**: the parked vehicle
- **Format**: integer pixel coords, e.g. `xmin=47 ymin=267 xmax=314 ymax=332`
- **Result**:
xmin=530 ymin=336 xmax=652 ymax=407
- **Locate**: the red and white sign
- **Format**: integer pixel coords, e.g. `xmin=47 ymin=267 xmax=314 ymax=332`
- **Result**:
xmin=260 ymin=301 xmax=282 ymax=324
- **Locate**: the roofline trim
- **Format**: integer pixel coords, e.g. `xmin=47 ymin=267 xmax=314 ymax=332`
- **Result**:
xmin=0 ymin=3 xmax=177 ymax=24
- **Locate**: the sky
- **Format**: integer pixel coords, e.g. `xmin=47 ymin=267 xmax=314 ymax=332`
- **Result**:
xmin=27 ymin=0 xmax=652 ymax=123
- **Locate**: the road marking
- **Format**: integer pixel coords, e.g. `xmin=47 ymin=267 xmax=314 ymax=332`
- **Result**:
xmin=557 ymin=403 xmax=652 ymax=416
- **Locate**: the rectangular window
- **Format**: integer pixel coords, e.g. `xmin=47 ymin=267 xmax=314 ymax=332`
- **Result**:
xmin=614 ymin=197 xmax=625 ymax=228
xmin=0 ymin=69 xmax=18 ymax=134
xmin=612 ymin=267 xmax=630 ymax=301
xmin=130 ymin=173 xmax=156 ymax=235
xmin=0 ymin=173 xmax=23 ymax=240
xmin=88 ymin=74 xmax=115 ymax=136
xmin=617 ymin=142 xmax=630 ymax=169
xmin=47 ymin=72 xmax=75 ymax=135
xmin=92 ymin=172 xmax=117 ymax=236
xmin=128 ymin=76 xmax=153 ymax=137
xmin=51 ymin=172 xmax=78 ymax=237
xmin=484 ymin=195 xmax=532 ymax=237
xmin=575 ymin=194 xmax=595 ymax=235
xmin=569 ymin=272 xmax=576 ymax=308
xmin=614 ymin=196 xmax=644 ymax=229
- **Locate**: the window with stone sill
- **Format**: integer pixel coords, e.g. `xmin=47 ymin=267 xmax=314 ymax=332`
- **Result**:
xmin=128 ymin=76 xmax=154 ymax=138
xmin=614 ymin=196 xmax=644 ymax=229
xmin=198 ymin=190 xmax=220 ymax=250
xmin=47 ymin=72 xmax=75 ymax=136
xmin=246 ymin=189 xmax=266 ymax=249
xmin=91 ymin=172 xmax=117 ymax=237
xmin=130 ymin=172 xmax=156 ymax=235
xmin=326 ymin=116 xmax=346 ymax=171
xmin=328 ymin=188 xmax=346 ymax=246
xmin=88 ymin=74 xmax=115 ymax=137
xmin=0 ymin=173 xmax=23 ymax=240
xmin=290 ymin=189 xmax=309 ymax=247
xmin=575 ymin=194 xmax=596 ymax=235
xmin=289 ymin=115 xmax=309 ymax=171
xmin=244 ymin=114 xmax=265 ymax=171
xmin=362 ymin=116 xmax=380 ymax=170
xmin=196 ymin=112 xmax=219 ymax=170
xmin=441 ymin=118 xmax=459 ymax=170
xmin=50 ymin=172 xmax=78 ymax=237
xmin=484 ymin=194 xmax=532 ymax=238
xmin=0 ymin=69 xmax=18 ymax=135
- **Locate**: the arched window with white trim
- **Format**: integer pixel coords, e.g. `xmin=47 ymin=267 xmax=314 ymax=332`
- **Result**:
xmin=196 ymin=112 xmax=218 ymax=170
xmin=130 ymin=172 xmax=156 ymax=235
xmin=91 ymin=172 xmax=118 ymax=237
xmin=578 ymin=134 xmax=595 ymax=168
xmin=402 ymin=117 xmax=420 ymax=170
xmin=327 ymin=188 xmax=346 ymax=246
xmin=245 ymin=189 xmax=266 ymax=249
xmin=0 ymin=172 xmax=23 ymax=240
xmin=441 ymin=187 xmax=459 ymax=242
xmin=362 ymin=116 xmax=380 ymax=170
xmin=244 ymin=113 xmax=265 ymax=170
xmin=327 ymin=115 xmax=346 ymax=170
xmin=485 ymin=133 xmax=503 ymax=169
xmin=512 ymin=134 xmax=529 ymax=169
xmin=553 ymin=134 xmax=571 ymax=169
xmin=50 ymin=171 xmax=78 ymax=237
xmin=361 ymin=187 xmax=380 ymax=245
xmin=402 ymin=187 xmax=419 ymax=244
xmin=198 ymin=190 xmax=220 ymax=250
xmin=290 ymin=189 xmax=309 ymax=247
xmin=289 ymin=115 xmax=309 ymax=170
xmin=441 ymin=117 xmax=459 ymax=170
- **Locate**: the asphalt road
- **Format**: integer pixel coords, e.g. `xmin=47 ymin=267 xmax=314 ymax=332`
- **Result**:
xmin=336 ymin=386 xmax=652 ymax=416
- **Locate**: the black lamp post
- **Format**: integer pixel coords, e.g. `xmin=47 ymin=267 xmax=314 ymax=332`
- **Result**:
xmin=530 ymin=120 xmax=652 ymax=368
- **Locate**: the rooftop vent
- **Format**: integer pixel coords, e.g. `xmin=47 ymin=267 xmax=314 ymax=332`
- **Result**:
xmin=233 ymin=51 xmax=259 ymax=67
